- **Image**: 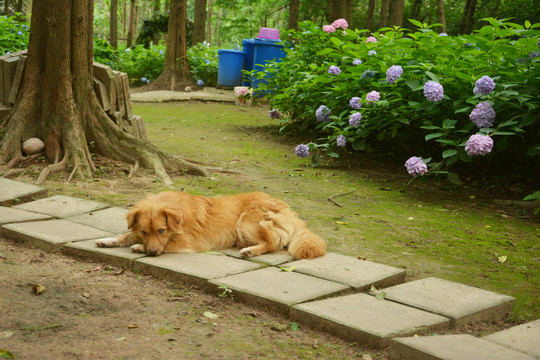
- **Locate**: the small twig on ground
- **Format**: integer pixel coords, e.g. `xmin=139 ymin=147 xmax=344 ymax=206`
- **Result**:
xmin=328 ymin=189 xmax=355 ymax=207
xmin=128 ymin=160 xmax=139 ymax=178
xmin=66 ymin=163 xmax=80 ymax=184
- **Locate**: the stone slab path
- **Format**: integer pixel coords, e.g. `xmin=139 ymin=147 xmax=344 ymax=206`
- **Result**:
xmin=1 ymin=179 xmax=537 ymax=359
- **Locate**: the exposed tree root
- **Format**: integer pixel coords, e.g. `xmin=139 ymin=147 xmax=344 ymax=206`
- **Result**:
xmin=35 ymin=157 xmax=67 ymax=184
xmin=66 ymin=162 xmax=80 ymax=183
xmin=128 ymin=160 xmax=139 ymax=179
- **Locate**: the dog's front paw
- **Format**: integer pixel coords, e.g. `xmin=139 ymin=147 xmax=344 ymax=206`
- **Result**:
xmin=239 ymin=247 xmax=255 ymax=258
xmin=130 ymin=244 xmax=145 ymax=253
xmin=95 ymin=237 xmax=118 ymax=248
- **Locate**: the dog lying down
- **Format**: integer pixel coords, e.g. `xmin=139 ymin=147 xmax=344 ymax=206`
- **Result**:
xmin=95 ymin=191 xmax=326 ymax=259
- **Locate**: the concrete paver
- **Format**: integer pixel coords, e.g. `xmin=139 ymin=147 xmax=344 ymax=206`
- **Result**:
xmin=66 ymin=207 xmax=129 ymax=234
xmin=390 ymin=334 xmax=535 ymax=360
xmin=219 ymin=248 xmax=294 ymax=265
xmin=0 ymin=177 xmax=47 ymax=206
xmin=135 ymin=252 xmax=264 ymax=289
xmin=288 ymin=252 xmax=406 ymax=291
xmin=0 ymin=219 xmax=113 ymax=251
xmin=372 ymin=277 xmax=515 ymax=327
xmin=210 ymin=267 xmax=351 ymax=316
xmin=291 ymin=293 xmax=450 ymax=349
xmin=483 ymin=319 xmax=540 ymax=358
xmin=0 ymin=206 xmax=51 ymax=224
xmin=14 ymin=195 xmax=109 ymax=218
xmin=63 ymin=239 xmax=147 ymax=268
xmin=130 ymin=88 xmax=235 ymax=103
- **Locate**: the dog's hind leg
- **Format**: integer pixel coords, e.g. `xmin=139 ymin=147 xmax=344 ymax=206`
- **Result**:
xmin=239 ymin=243 xmax=272 ymax=258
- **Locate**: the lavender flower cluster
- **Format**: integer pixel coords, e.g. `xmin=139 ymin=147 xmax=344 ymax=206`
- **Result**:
xmin=404 ymin=157 xmax=428 ymax=176
xmin=316 ymin=105 xmax=331 ymax=122
xmin=295 ymin=144 xmax=309 ymax=157
xmin=328 ymin=65 xmax=341 ymax=75
xmin=349 ymin=97 xmax=362 ymax=109
xmin=269 ymin=108 xmax=280 ymax=119
xmin=386 ymin=65 xmax=403 ymax=84
xmin=465 ymin=134 xmax=493 ymax=156
xmin=336 ymin=135 xmax=347 ymax=147
xmin=423 ymin=81 xmax=444 ymax=102
xmin=366 ymin=91 xmax=380 ymax=103
xmin=469 ymin=102 xmax=495 ymax=128
xmin=473 ymin=76 xmax=495 ymax=95
xmin=349 ymin=113 xmax=362 ymax=127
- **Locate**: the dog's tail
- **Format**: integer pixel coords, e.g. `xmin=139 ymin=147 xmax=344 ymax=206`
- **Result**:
xmin=287 ymin=228 xmax=326 ymax=259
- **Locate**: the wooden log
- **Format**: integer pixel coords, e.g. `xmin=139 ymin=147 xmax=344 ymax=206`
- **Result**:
xmin=120 ymin=72 xmax=133 ymax=118
xmin=134 ymin=115 xmax=147 ymax=140
xmin=93 ymin=62 xmax=116 ymax=114
xmin=3 ymin=56 xmax=19 ymax=105
xmin=93 ymin=77 xmax=110 ymax=112
xmin=113 ymin=71 xmax=126 ymax=118
xmin=8 ymin=55 xmax=26 ymax=104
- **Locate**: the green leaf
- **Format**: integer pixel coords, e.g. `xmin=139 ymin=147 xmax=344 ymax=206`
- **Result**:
xmin=290 ymin=322 xmax=299 ymax=331
xmin=352 ymin=140 xmax=365 ymax=150
xmin=442 ymin=149 xmax=458 ymax=158
xmin=316 ymin=48 xmax=335 ymax=56
xmin=447 ymin=172 xmax=462 ymax=185
xmin=311 ymin=154 xmax=321 ymax=167
xmin=425 ymin=132 xmax=443 ymax=141
xmin=0 ymin=349 xmax=15 ymax=360
xmin=425 ymin=71 xmax=439 ymax=82
xmin=375 ymin=292 xmax=386 ymax=300
xmin=327 ymin=152 xmax=340 ymax=158
xmin=279 ymin=265 xmax=296 ymax=272
xmin=406 ymin=78 xmax=420 ymax=90
xmin=408 ymin=19 xmax=424 ymax=28
xmin=330 ymin=37 xmax=343 ymax=47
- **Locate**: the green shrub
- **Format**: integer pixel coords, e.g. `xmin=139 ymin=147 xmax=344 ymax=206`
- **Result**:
xmin=187 ymin=42 xmax=219 ymax=87
xmin=0 ymin=14 xmax=29 ymax=54
xmin=257 ymin=19 xmax=540 ymax=181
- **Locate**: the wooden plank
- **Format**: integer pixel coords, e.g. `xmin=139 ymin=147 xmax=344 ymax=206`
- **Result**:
xmin=120 ymin=72 xmax=133 ymax=118
xmin=113 ymin=71 xmax=126 ymax=118
xmin=93 ymin=77 xmax=110 ymax=112
xmin=0 ymin=104 xmax=11 ymax=121
xmin=93 ymin=62 xmax=116 ymax=114
xmin=125 ymin=116 xmax=140 ymax=139
xmin=134 ymin=115 xmax=147 ymax=140
xmin=3 ymin=56 xmax=19 ymax=105
xmin=8 ymin=55 xmax=26 ymax=104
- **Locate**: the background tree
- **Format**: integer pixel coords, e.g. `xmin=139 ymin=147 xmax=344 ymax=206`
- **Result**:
xmin=110 ymin=0 xmax=118 ymax=48
xmin=328 ymin=0 xmax=352 ymax=23
xmin=192 ymin=0 xmax=206 ymax=44
xmin=127 ymin=0 xmax=136 ymax=47
xmin=288 ymin=0 xmax=299 ymax=30
xmin=380 ymin=0 xmax=388 ymax=27
xmin=437 ymin=0 xmax=446 ymax=33
xmin=366 ymin=0 xmax=376 ymax=31
xmin=0 ymin=0 xmax=206 ymax=183
xmin=389 ymin=0 xmax=405 ymax=27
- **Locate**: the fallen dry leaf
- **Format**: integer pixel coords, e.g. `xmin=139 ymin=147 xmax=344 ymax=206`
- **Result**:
xmin=32 ymin=284 xmax=45 ymax=296
xmin=498 ymin=255 xmax=507 ymax=263
xmin=127 ymin=324 xmax=139 ymax=329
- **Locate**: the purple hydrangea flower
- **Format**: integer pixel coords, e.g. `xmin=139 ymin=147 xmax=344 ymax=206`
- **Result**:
xmin=469 ymin=102 xmax=496 ymax=128
xmin=405 ymin=156 xmax=428 ymax=176
xmin=366 ymin=36 xmax=377 ymax=43
xmin=141 ymin=77 xmax=147 ymax=83
xmin=465 ymin=134 xmax=494 ymax=156
xmin=353 ymin=59 xmax=362 ymax=65
xmin=159 ymin=49 xmax=164 ymax=55
xmin=349 ymin=97 xmax=362 ymax=109
xmin=349 ymin=112 xmax=362 ymax=127
xmin=366 ymin=91 xmax=380 ymax=103
xmin=368 ymin=50 xmax=377 ymax=56
xmin=529 ymin=52 xmax=539 ymax=59
xmin=361 ymin=70 xmax=375 ymax=79
xmin=473 ymin=76 xmax=496 ymax=95
xmin=332 ymin=18 xmax=348 ymax=29
xmin=386 ymin=65 xmax=403 ymax=84
xmin=316 ymin=105 xmax=331 ymax=122
xmin=328 ymin=65 xmax=341 ymax=75
xmin=537 ymin=38 xmax=540 ymax=46
xmin=323 ymin=25 xmax=335 ymax=33
xmin=424 ymin=81 xmax=444 ymax=102
xmin=269 ymin=108 xmax=280 ymax=119
xmin=336 ymin=135 xmax=347 ymax=147
xmin=295 ymin=144 xmax=310 ymax=157
xmin=439 ymin=33 xmax=448 ymax=36
xmin=197 ymin=79 xmax=205 ymax=86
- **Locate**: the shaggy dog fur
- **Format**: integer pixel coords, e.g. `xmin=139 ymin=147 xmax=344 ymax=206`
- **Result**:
xmin=95 ymin=191 xmax=326 ymax=259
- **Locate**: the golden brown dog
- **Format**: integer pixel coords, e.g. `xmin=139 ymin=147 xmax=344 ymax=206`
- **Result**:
xmin=95 ymin=191 xmax=326 ymax=259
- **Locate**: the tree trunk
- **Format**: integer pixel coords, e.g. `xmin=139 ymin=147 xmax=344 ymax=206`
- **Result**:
xmin=110 ymin=0 xmax=118 ymax=48
xmin=151 ymin=0 xmax=193 ymax=90
xmin=4 ymin=0 xmax=9 ymax=15
xmin=16 ymin=0 xmax=23 ymax=13
xmin=154 ymin=0 xmax=160 ymax=12
xmin=193 ymin=0 xmax=206 ymax=44
xmin=459 ymin=0 xmax=476 ymax=34
xmin=328 ymin=0 xmax=352 ymax=24
xmin=380 ymin=0 xmax=388 ymax=27
xmin=366 ymin=0 xmax=375 ymax=31
xmin=127 ymin=0 xmax=136 ymax=47
xmin=410 ymin=0 xmax=422 ymax=21
xmin=437 ymin=0 xmax=446 ymax=33
xmin=0 ymin=0 xmax=207 ymax=184
xmin=389 ymin=0 xmax=404 ymax=28
xmin=288 ymin=0 xmax=299 ymax=30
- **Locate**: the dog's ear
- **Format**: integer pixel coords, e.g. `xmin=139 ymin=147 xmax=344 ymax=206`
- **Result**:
xmin=162 ymin=207 xmax=183 ymax=231
xmin=126 ymin=207 xmax=141 ymax=230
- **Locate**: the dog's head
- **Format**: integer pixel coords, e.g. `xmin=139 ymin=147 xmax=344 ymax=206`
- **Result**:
xmin=126 ymin=203 xmax=183 ymax=256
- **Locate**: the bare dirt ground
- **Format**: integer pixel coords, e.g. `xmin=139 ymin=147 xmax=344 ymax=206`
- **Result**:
xmin=0 ymin=240 xmax=382 ymax=360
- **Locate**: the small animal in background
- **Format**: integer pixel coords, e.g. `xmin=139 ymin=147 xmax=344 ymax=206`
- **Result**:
xmin=95 ymin=191 xmax=326 ymax=260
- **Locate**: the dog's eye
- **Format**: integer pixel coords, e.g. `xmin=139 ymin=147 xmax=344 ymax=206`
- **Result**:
xmin=141 ymin=230 xmax=147 ymax=236
xmin=159 ymin=229 xmax=165 ymax=234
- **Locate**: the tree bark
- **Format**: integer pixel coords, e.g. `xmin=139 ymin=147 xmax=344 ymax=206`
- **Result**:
xmin=154 ymin=0 xmax=160 ymax=12
xmin=206 ymin=0 xmax=212 ymax=45
xmin=193 ymin=0 xmax=206 ymax=44
xmin=4 ymin=0 xmax=9 ymax=15
xmin=459 ymin=0 xmax=476 ymax=34
xmin=410 ymin=0 xmax=422 ymax=21
xmin=110 ymin=0 xmax=118 ymax=48
xmin=389 ymin=0 xmax=404 ymax=28
xmin=437 ymin=0 xmax=446 ymax=33
xmin=127 ymin=0 xmax=136 ymax=47
xmin=0 ymin=0 xmax=207 ymax=184
xmin=328 ymin=0 xmax=352 ymax=24
xmin=366 ymin=0 xmax=376 ymax=31
xmin=288 ymin=0 xmax=299 ymax=30
xmin=380 ymin=0 xmax=388 ymax=27
xmin=151 ymin=0 xmax=193 ymax=90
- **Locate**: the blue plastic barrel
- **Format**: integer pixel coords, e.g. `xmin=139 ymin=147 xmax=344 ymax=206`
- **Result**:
xmin=241 ymin=39 xmax=256 ymax=86
xmin=217 ymin=49 xmax=246 ymax=87
xmin=251 ymin=39 xmax=286 ymax=90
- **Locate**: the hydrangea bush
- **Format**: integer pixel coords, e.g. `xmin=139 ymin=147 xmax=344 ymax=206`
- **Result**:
xmin=255 ymin=18 xmax=540 ymax=182
xmin=0 ymin=14 xmax=29 ymax=54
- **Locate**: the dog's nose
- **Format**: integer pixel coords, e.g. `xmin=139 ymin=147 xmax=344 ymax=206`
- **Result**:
xmin=148 ymin=249 xmax=158 ymax=256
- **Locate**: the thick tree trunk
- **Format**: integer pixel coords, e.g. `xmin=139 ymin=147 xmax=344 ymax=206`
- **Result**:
xmin=206 ymin=0 xmax=213 ymax=45
xmin=110 ymin=0 xmax=118 ymax=48
xmin=4 ymin=0 xmax=9 ymax=15
xmin=328 ymin=0 xmax=352 ymax=24
xmin=288 ymin=0 xmax=299 ymax=30
xmin=380 ymin=0 xmax=388 ymax=27
xmin=366 ymin=0 xmax=376 ymax=31
xmin=193 ymin=0 xmax=206 ymax=44
xmin=127 ymin=0 xmax=136 ymax=47
xmin=0 ymin=0 xmax=207 ymax=184
xmin=459 ymin=0 xmax=476 ymax=34
xmin=437 ymin=0 xmax=446 ymax=33
xmin=389 ymin=0 xmax=404 ymax=28
xmin=152 ymin=0 xmax=193 ymax=90
xmin=410 ymin=0 xmax=422 ymax=21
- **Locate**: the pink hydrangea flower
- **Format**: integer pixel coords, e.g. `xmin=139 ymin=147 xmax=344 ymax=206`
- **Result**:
xmin=405 ymin=157 xmax=428 ymax=176
xmin=323 ymin=25 xmax=335 ymax=33
xmin=366 ymin=36 xmax=377 ymax=43
xmin=465 ymin=134 xmax=494 ymax=156
xmin=366 ymin=91 xmax=380 ymax=103
xmin=332 ymin=18 xmax=348 ymax=29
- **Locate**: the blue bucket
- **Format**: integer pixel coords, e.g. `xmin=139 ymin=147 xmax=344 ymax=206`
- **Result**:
xmin=217 ymin=49 xmax=246 ymax=87
xmin=251 ymin=39 xmax=286 ymax=93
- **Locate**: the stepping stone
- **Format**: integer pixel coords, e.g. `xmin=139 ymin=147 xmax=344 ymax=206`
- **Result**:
xmin=135 ymin=253 xmax=264 ymax=290
xmin=372 ymin=277 xmax=515 ymax=327
xmin=483 ymin=319 xmax=540 ymax=358
xmin=0 ymin=178 xmax=47 ymax=206
xmin=390 ymin=334 xmax=535 ymax=360
xmin=291 ymin=293 xmax=449 ymax=349
xmin=67 ymin=207 xmax=129 ymax=234
xmin=0 ymin=219 xmax=114 ymax=251
xmin=63 ymin=239 xmax=147 ymax=269
xmin=219 ymin=248 xmax=294 ymax=265
xmin=209 ymin=267 xmax=350 ymax=316
xmin=288 ymin=252 xmax=406 ymax=291
xmin=0 ymin=206 xmax=51 ymax=224
xmin=14 ymin=195 xmax=109 ymax=218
